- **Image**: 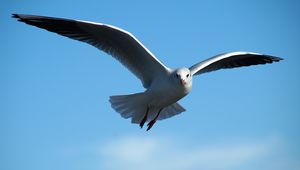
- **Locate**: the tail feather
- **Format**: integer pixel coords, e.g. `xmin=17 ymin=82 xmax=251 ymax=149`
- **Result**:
xmin=158 ymin=102 xmax=186 ymax=120
xmin=109 ymin=93 xmax=186 ymax=124
xmin=109 ymin=93 xmax=147 ymax=123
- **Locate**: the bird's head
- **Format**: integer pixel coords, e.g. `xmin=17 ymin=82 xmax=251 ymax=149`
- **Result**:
xmin=173 ymin=68 xmax=192 ymax=87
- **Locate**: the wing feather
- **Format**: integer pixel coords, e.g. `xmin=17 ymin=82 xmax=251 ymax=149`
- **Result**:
xmin=190 ymin=52 xmax=282 ymax=75
xmin=13 ymin=14 xmax=170 ymax=88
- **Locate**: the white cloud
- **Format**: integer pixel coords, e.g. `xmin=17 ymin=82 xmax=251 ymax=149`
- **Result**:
xmin=98 ymin=135 xmax=283 ymax=170
xmin=100 ymin=136 xmax=159 ymax=164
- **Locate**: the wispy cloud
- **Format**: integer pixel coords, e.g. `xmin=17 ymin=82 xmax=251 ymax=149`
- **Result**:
xmin=98 ymin=135 xmax=285 ymax=170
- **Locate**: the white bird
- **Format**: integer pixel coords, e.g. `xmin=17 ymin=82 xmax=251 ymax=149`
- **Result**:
xmin=13 ymin=14 xmax=283 ymax=130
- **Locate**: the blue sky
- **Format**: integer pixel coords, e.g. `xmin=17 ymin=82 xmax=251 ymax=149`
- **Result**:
xmin=1 ymin=0 xmax=300 ymax=170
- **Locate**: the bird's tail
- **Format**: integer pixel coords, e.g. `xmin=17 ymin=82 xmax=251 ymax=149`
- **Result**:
xmin=109 ymin=92 xmax=148 ymax=124
xmin=109 ymin=93 xmax=186 ymax=124
xmin=158 ymin=102 xmax=186 ymax=120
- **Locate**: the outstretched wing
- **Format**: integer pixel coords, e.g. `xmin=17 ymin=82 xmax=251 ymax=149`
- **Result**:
xmin=13 ymin=14 xmax=170 ymax=88
xmin=190 ymin=51 xmax=283 ymax=76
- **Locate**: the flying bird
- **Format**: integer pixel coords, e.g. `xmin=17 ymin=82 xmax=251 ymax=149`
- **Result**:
xmin=13 ymin=14 xmax=283 ymax=131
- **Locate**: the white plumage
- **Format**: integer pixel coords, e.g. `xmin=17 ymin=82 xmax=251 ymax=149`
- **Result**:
xmin=13 ymin=14 xmax=283 ymax=130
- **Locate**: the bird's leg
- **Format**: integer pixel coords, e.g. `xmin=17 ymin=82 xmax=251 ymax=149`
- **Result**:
xmin=146 ymin=108 xmax=163 ymax=131
xmin=139 ymin=107 xmax=149 ymax=128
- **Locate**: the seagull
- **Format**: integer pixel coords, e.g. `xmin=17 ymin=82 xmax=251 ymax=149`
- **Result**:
xmin=13 ymin=14 xmax=283 ymax=131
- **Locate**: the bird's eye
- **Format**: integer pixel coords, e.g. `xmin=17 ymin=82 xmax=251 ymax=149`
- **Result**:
xmin=186 ymin=74 xmax=189 ymax=78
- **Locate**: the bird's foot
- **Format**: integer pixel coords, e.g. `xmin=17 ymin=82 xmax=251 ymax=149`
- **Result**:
xmin=139 ymin=107 xmax=149 ymax=128
xmin=146 ymin=108 xmax=162 ymax=131
xmin=146 ymin=119 xmax=156 ymax=131
xmin=140 ymin=115 xmax=147 ymax=128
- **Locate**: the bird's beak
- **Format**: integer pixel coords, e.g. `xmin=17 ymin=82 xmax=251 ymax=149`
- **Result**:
xmin=180 ymin=79 xmax=185 ymax=85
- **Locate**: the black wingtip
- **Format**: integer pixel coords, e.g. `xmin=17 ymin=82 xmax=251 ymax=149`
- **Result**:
xmin=268 ymin=55 xmax=284 ymax=62
xmin=12 ymin=14 xmax=24 ymax=22
xmin=261 ymin=53 xmax=283 ymax=63
xmin=275 ymin=57 xmax=284 ymax=62
xmin=12 ymin=14 xmax=20 ymax=19
xmin=277 ymin=57 xmax=284 ymax=61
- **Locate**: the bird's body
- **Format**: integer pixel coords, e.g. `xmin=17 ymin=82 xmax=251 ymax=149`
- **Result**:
xmin=13 ymin=14 xmax=283 ymax=130
xmin=109 ymin=68 xmax=192 ymax=129
xmin=146 ymin=68 xmax=192 ymax=107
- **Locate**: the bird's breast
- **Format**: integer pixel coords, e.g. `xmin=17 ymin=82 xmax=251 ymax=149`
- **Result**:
xmin=146 ymin=78 xmax=191 ymax=108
